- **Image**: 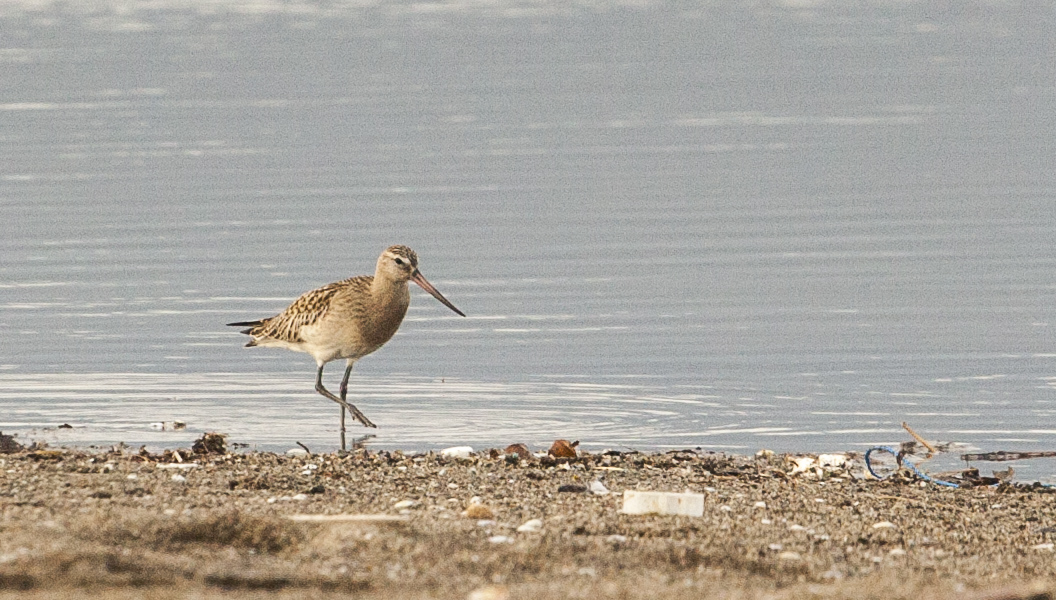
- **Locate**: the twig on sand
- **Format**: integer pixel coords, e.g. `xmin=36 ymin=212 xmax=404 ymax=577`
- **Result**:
xmin=296 ymin=442 xmax=312 ymax=456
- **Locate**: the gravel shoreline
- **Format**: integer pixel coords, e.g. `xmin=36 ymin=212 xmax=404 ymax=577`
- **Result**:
xmin=2 ymin=440 xmax=1055 ymax=599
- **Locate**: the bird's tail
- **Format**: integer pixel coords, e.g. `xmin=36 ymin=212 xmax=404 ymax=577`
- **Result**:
xmin=227 ymin=320 xmax=266 ymax=344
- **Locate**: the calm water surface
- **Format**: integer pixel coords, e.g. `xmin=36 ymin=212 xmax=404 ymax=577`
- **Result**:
xmin=2 ymin=1 xmax=1055 ymax=478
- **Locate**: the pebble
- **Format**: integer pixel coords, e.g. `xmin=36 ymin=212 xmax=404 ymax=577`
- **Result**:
xmin=777 ymin=551 xmax=801 ymax=561
xmin=872 ymin=521 xmax=897 ymax=530
xmin=463 ymin=504 xmax=495 ymax=520
xmin=516 ymin=518 xmax=543 ymax=533
xmin=488 ymin=535 xmax=514 ymax=544
xmin=393 ymin=500 xmax=418 ymax=510
xmin=622 ymin=491 xmax=705 ymax=517
xmin=589 ymin=479 xmax=610 ymax=495
xmin=170 ymin=474 xmax=186 ymax=482
xmin=467 ymin=584 xmax=509 ymax=600
xmin=440 ymin=446 xmax=474 ymax=459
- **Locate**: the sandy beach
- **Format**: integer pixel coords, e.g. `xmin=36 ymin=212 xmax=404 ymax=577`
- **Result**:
xmin=1 ymin=438 xmax=1054 ymax=600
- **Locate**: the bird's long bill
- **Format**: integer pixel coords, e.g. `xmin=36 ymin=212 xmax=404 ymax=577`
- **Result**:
xmin=411 ymin=270 xmax=466 ymax=317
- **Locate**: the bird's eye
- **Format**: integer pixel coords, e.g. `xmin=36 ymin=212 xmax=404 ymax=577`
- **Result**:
xmin=394 ymin=258 xmax=404 ymax=265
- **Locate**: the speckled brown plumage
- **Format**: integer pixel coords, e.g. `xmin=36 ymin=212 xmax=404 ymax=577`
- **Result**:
xmin=227 ymin=245 xmax=465 ymax=449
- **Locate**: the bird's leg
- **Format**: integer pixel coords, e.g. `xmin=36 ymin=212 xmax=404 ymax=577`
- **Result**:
xmin=339 ymin=404 xmax=346 ymax=452
xmin=339 ymin=360 xmax=375 ymax=429
xmin=314 ymin=363 xmax=377 ymax=440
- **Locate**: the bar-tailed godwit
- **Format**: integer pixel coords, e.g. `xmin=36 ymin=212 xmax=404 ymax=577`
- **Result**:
xmin=228 ymin=245 xmax=465 ymax=449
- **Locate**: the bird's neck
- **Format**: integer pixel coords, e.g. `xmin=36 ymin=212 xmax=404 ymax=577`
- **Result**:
xmin=369 ymin=276 xmax=410 ymax=311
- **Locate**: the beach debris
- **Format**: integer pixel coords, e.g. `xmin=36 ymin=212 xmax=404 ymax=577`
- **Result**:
xmin=516 ymin=518 xmax=543 ymax=533
xmin=756 ymin=448 xmax=775 ymax=458
xmin=902 ymin=421 xmax=937 ymax=454
xmin=463 ymin=498 xmax=495 ymax=519
xmin=548 ymin=439 xmax=578 ymax=458
xmin=441 ymin=446 xmax=474 ymax=459
xmin=467 ymin=584 xmax=509 ymax=600
xmin=963 ymin=450 xmax=1056 ymax=462
xmin=156 ymin=462 xmax=199 ymax=470
xmin=286 ymin=514 xmax=409 ymax=524
xmin=993 ymin=467 xmax=1015 ymax=482
xmin=190 ymin=432 xmax=227 ymax=455
xmin=557 ymin=484 xmax=588 ymax=493
xmin=148 ymin=421 xmax=188 ymax=431
xmin=286 ymin=447 xmax=309 ymax=457
xmin=606 ymin=534 xmax=628 ymax=544
xmin=504 ymin=443 xmax=532 ymax=461
xmin=58 ymin=423 xmax=73 ymax=429
xmin=488 ymin=535 xmax=514 ymax=544
xmin=785 ymin=453 xmax=853 ymax=478
xmin=777 ymin=551 xmax=802 ymax=561
xmin=0 ymin=432 xmax=23 ymax=454
xmin=621 ymin=491 xmax=705 ymax=517
xmin=872 ymin=521 xmax=897 ymax=530
xmin=393 ymin=500 xmax=419 ymax=510
xmin=590 ymin=479 xmax=610 ymax=495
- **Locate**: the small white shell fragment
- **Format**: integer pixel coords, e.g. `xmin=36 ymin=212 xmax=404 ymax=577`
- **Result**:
xmin=768 ymin=543 xmax=783 ymax=551
xmin=589 ymin=479 xmax=610 ymax=495
xmin=516 ymin=518 xmax=543 ymax=533
xmin=778 ymin=551 xmax=802 ymax=561
xmin=392 ymin=500 xmax=418 ymax=510
xmin=440 ymin=446 xmax=473 ymax=459
xmin=788 ymin=456 xmax=817 ymax=475
xmin=488 ymin=535 xmax=514 ymax=544
xmin=621 ymin=491 xmax=705 ymax=517
xmin=788 ymin=524 xmax=807 ymax=531
xmin=753 ymin=501 xmax=766 ymax=509
xmin=872 ymin=521 xmax=897 ymax=530
xmin=606 ymin=534 xmax=628 ymax=544
xmin=818 ymin=453 xmax=848 ymax=468
xmin=1032 ymin=543 xmax=1054 ymax=551
xmin=888 ymin=548 xmax=907 ymax=556
xmin=170 ymin=474 xmax=186 ymax=482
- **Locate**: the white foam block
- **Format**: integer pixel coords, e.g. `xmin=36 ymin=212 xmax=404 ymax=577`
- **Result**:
xmin=621 ymin=490 xmax=705 ymax=517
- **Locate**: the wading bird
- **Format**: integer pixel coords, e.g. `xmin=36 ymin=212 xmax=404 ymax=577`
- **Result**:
xmin=228 ymin=245 xmax=465 ymax=449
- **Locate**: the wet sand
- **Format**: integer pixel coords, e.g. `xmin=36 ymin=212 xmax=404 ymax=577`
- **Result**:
xmin=1 ymin=442 xmax=1054 ymax=600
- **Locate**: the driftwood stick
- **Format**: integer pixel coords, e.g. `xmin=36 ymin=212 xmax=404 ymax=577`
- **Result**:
xmin=902 ymin=421 xmax=938 ymax=454
xmin=961 ymin=450 xmax=1056 ymax=462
